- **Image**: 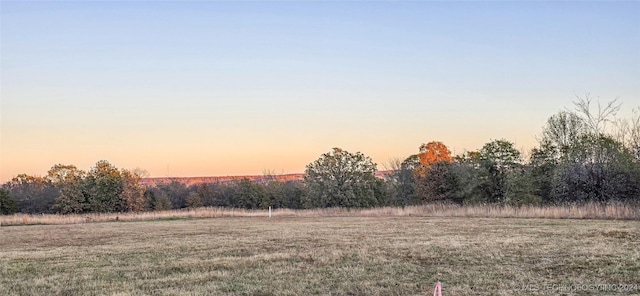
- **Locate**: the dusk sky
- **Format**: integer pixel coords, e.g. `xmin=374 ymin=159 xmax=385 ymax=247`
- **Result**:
xmin=1 ymin=1 xmax=639 ymax=182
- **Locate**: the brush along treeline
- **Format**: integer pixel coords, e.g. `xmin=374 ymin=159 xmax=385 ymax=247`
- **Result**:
xmin=1 ymin=96 xmax=639 ymax=215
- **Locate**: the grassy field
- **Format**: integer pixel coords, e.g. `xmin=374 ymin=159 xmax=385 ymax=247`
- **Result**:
xmin=1 ymin=217 xmax=639 ymax=295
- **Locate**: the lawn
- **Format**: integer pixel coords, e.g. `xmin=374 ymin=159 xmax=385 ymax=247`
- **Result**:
xmin=1 ymin=216 xmax=639 ymax=295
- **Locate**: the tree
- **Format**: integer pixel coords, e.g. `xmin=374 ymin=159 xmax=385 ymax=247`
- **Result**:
xmin=234 ymin=178 xmax=269 ymax=209
xmin=304 ymin=148 xmax=382 ymax=208
xmin=528 ymin=147 xmax=557 ymax=203
xmin=210 ymin=183 xmax=237 ymax=208
xmin=3 ymin=174 xmax=59 ymax=213
xmin=185 ymin=192 xmax=204 ymax=208
xmin=281 ymin=181 xmax=306 ymax=209
xmin=3 ymin=161 xmax=154 ymax=214
xmin=264 ymin=181 xmax=286 ymax=209
xmin=120 ymin=169 xmax=147 ymax=212
xmin=386 ymin=155 xmax=420 ymax=207
xmin=418 ymin=161 xmax=459 ymax=203
xmin=156 ymin=181 xmax=190 ymax=209
xmin=414 ymin=141 xmax=455 ymax=203
xmin=144 ymin=187 xmax=173 ymax=211
xmin=504 ymin=167 xmax=541 ymax=206
xmin=0 ymin=189 xmax=18 ymax=215
xmin=572 ymin=94 xmax=621 ymax=137
xmin=533 ymin=111 xmax=587 ymax=203
xmin=479 ymin=139 xmax=521 ymax=170
xmin=449 ymin=157 xmax=484 ymax=204
xmin=534 ymin=100 xmax=640 ymax=204
xmin=551 ymin=134 xmax=640 ymax=202
xmin=614 ymin=107 xmax=640 ymax=162
xmin=193 ymin=183 xmax=217 ymax=207
xmin=416 ymin=141 xmax=453 ymax=179
xmin=418 ymin=141 xmax=453 ymax=167
xmin=540 ymin=111 xmax=587 ymax=160
xmin=48 ymin=164 xmax=88 ymax=214
xmin=85 ymin=160 xmax=124 ymax=212
xmin=477 ymin=139 xmax=522 ymax=203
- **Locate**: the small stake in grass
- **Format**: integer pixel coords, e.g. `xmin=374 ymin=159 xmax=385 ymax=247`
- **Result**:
xmin=269 ymin=206 xmax=272 ymax=218
xmin=433 ymin=282 xmax=442 ymax=296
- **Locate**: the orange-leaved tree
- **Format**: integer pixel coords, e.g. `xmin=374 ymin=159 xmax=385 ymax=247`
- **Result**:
xmin=418 ymin=141 xmax=453 ymax=168
xmin=415 ymin=141 xmax=455 ymax=203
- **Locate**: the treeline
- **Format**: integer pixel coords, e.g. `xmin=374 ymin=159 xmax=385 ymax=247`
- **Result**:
xmin=392 ymin=97 xmax=640 ymax=206
xmin=1 ymin=96 xmax=639 ymax=215
xmin=0 ymin=164 xmax=309 ymax=214
xmin=0 ymin=161 xmax=148 ymax=215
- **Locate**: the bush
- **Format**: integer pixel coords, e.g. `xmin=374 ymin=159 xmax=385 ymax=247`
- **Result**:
xmin=0 ymin=189 xmax=19 ymax=215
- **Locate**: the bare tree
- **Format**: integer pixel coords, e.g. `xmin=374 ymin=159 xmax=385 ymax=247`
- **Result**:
xmin=631 ymin=108 xmax=640 ymax=161
xmin=614 ymin=107 xmax=640 ymax=161
xmin=572 ymin=93 xmax=621 ymax=137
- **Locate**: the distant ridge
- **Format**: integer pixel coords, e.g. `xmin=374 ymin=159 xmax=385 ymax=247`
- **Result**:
xmin=142 ymin=171 xmax=392 ymax=187
xmin=142 ymin=174 xmax=304 ymax=187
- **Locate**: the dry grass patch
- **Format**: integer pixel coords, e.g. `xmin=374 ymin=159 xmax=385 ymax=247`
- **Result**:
xmin=1 ymin=202 xmax=638 ymax=227
xmin=1 ymin=217 xmax=639 ymax=295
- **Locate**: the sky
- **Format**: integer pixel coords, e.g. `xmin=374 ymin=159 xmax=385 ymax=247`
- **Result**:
xmin=1 ymin=1 xmax=639 ymax=182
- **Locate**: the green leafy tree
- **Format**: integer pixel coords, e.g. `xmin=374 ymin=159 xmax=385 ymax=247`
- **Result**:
xmin=281 ymin=181 xmax=306 ymax=209
xmin=477 ymin=139 xmax=522 ymax=203
xmin=144 ymin=187 xmax=173 ymax=211
xmin=210 ymin=183 xmax=237 ymax=208
xmin=185 ymin=192 xmax=204 ymax=208
xmin=504 ymin=167 xmax=541 ymax=206
xmin=528 ymin=147 xmax=558 ymax=203
xmin=156 ymin=181 xmax=190 ymax=209
xmin=419 ymin=161 xmax=460 ymax=204
xmin=539 ymin=111 xmax=587 ymax=161
xmin=48 ymin=164 xmax=88 ymax=214
xmin=193 ymin=183 xmax=217 ymax=207
xmin=264 ymin=181 xmax=286 ymax=209
xmin=304 ymin=148 xmax=382 ymax=208
xmin=234 ymin=179 xmax=269 ymax=209
xmin=120 ymin=169 xmax=147 ymax=212
xmin=449 ymin=153 xmax=485 ymax=204
xmin=386 ymin=155 xmax=420 ymax=207
xmin=479 ymin=139 xmax=522 ymax=170
xmin=85 ymin=160 xmax=124 ymax=212
xmin=0 ymin=189 xmax=18 ymax=215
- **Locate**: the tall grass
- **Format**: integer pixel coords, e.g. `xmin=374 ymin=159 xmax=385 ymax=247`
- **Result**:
xmin=1 ymin=202 xmax=638 ymax=226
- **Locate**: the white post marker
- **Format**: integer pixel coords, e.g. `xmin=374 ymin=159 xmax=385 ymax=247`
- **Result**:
xmin=269 ymin=206 xmax=272 ymax=218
